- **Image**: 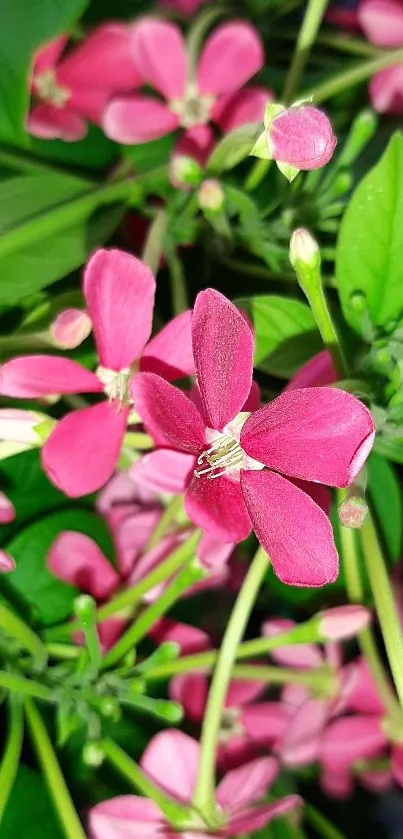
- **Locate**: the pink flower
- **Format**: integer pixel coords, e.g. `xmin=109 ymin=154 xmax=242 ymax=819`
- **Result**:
xmin=160 ymin=0 xmax=208 ymax=14
xmin=268 ymin=106 xmax=337 ymax=170
xmin=0 ymin=249 xmax=194 ymax=497
xmin=103 ymin=18 xmax=268 ymax=144
xmin=50 ymin=308 xmax=92 ymax=349
xmin=89 ymin=730 xmax=301 ymax=838
xmin=132 ymin=289 xmax=375 ymax=587
xmin=358 ymin=0 xmax=403 ymax=112
xmin=0 ymin=491 xmax=16 ymax=524
xmin=29 ymin=24 xmax=142 ymax=141
xmin=0 ymin=551 xmax=15 ymax=573
xmin=170 ymin=673 xmax=289 ymax=770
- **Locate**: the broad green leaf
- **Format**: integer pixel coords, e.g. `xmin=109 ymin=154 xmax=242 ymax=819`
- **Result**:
xmin=237 ymin=294 xmax=321 ymax=378
xmin=368 ymin=451 xmax=402 ymax=561
xmin=5 ymin=508 xmax=115 ymax=625
xmin=206 ymin=122 xmax=261 ymax=174
xmin=0 ymin=0 xmax=89 ymax=144
xmin=0 ymin=173 xmax=89 ymax=233
xmin=2 ymin=766 xmax=64 ymax=839
xmin=30 ymin=125 xmax=118 ymax=170
xmin=337 ymin=133 xmax=403 ymax=332
xmin=374 ymin=434 xmax=403 ymax=464
xmin=0 ymin=450 xmax=69 ymax=544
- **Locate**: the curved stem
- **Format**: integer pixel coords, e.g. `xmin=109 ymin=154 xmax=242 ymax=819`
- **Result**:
xmin=0 ymin=696 xmax=24 ymax=822
xmin=303 ymin=46 xmax=403 ymax=104
xmin=282 ymin=0 xmax=329 ymax=103
xmin=145 ymin=495 xmax=185 ymax=552
xmin=304 ymin=802 xmax=347 ymax=839
xmin=0 ymin=602 xmax=47 ymax=670
xmin=0 ymin=670 xmax=55 ymax=701
xmin=25 ymin=699 xmax=86 ymax=839
xmin=192 ymin=545 xmax=270 ymax=817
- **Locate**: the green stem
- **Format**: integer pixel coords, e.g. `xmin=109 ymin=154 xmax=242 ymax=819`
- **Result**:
xmin=145 ymin=495 xmax=185 ymax=552
xmin=46 ymin=643 xmax=80 ymax=660
xmin=244 ymin=158 xmax=270 ymax=193
xmin=282 ymin=0 xmax=329 ymax=103
xmin=303 ymin=46 xmax=403 ymax=104
xmin=304 ymin=802 xmax=347 ymax=839
xmin=231 ymin=663 xmax=334 ymax=688
xmin=0 ymin=696 xmax=24 ymax=823
xmin=0 ymin=670 xmax=55 ymax=701
xmin=167 ymin=250 xmax=189 ymax=315
xmin=192 ymin=546 xmax=270 ymax=817
xmin=25 ymin=699 xmax=87 ymax=839
xmin=360 ymin=514 xmax=403 ymax=710
xmin=0 ymin=146 xmax=88 ymax=179
xmin=141 ymin=209 xmax=166 ymax=275
xmin=123 ymin=432 xmax=154 ymax=450
xmin=0 ymin=602 xmax=47 ymax=670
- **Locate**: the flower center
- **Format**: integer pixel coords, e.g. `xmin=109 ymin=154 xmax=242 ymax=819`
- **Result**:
xmin=96 ymin=366 xmax=132 ymax=406
xmin=34 ymin=70 xmax=70 ymax=107
xmin=219 ymin=707 xmax=245 ymax=744
xmin=194 ymin=413 xmax=264 ymax=480
xmin=170 ymin=83 xmax=215 ymax=128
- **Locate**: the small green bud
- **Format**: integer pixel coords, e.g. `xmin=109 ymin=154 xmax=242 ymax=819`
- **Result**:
xmin=289 ymin=228 xmax=320 ymax=270
xmin=198 ymin=179 xmax=225 ymax=213
xmin=82 ymin=741 xmax=105 ymax=767
xmin=74 ymin=594 xmax=97 ymax=624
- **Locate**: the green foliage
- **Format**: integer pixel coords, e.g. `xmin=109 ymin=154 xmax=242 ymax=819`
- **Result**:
xmin=368 ymin=451 xmax=402 ymax=561
xmin=2 ymin=765 xmax=64 ymax=839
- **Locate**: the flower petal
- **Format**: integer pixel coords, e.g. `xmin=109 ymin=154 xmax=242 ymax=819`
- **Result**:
xmin=213 ymin=87 xmax=272 ymax=133
xmin=89 ymin=796 xmax=164 ymax=839
xmin=130 ymin=449 xmax=194 ymax=495
xmin=0 ymin=492 xmax=15 ymax=524
xmin=320 ymin=716 xmax=388 ymax=770
xmin=47 ymin=531 xmax=120 ymax=599
xmin=116 ymin=509 xmax=161 ymax=576
xmin=197 ymin=22 xmax=263 ymax=96
xmin=358 ymin=0 xmax=403 ymax=48
xmin=369 ymin=66 xmax=403 ymax=114
xmin=58 ymin=23 xmax=142 ymax=92
xmin=173 ymin=125 xmax=215 ymax=168
xmin=141 ymin=730 xmax=199 ymax=802
xmin=33 ymin=36 xmax=68 ymax=76
xmin=241 ymin=470 xmax=338 ymax=586
xmin=241 ymin=388 xmax=375 ymax=487
xmin=131 ymin=18 xmax=186 ymax=99
xmin=192 ymin=289 xmax=254 ymax=430
xmin=242 ymin=702 xmax=290 ymax=745
xmin=344 ymin=658 xmax=385 ymax=715
xmin=103 ymin=96 xmax=179 ymax=143
xmin=392 ymin=743 xmax=403 ymax=787
xmin=42 ymin=402 xmax=128 ymax=497
xmin=226 ymin=679 xmax=266 ymax=708
xmin=0 ymin=551 xmax=15 ymax=573
xmin=84 ymin=249 xmax=156 ymax=371
xmin=262 ymin=618 xmax=324 ymax=669
xmin=217 ymin=756 xmax=277 ymax=811
xmin=140 ymin=310 xmax=195 ymax=380
xmin=285 ymin=350 xmax=336 ymax=390
xmin=0 ymin=355 xmax=102 ymax=398
xmin=277 ymin=698 xmax=329 ymax=766
xmin=197 ymin=532 xmax=234 ymax=570
xmin=132 ymin=372 xmax=206 ymax=453
xmin=185 ymin=474 xmax=252 ymax=542
xmin=28 ymin=104 xmax=87 ymax=141
xmin=227 ymin=797 xmax=302 ymax=835
xmin=169 ymin=673 xmax=208 ymax=722
xmin=149 ymin=617 xmax=211 ymax=655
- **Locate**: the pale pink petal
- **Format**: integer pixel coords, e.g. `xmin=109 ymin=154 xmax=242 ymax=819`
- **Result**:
xmin=281 ymin=682 xmax=309 ymax=710
xmin=241 ymin=387 xmax=375 ymax=487
xmin=226 ymin=679 xmax=266 ymax=708
xmin=28 ymin=104 xmax=87 ymax=142
xmin=84 ymin=249 xmax=156 ymax=371
xmin=369 ymin=66 xmax=403 ymax=114
xmin=126 ymin=535 xmax=181 ymax=602
xmin=0 ymin=409 xmax=48 ymax=444
xmin=358 ymin=0 xmax=403 ymax=47
xmin=319 ymin=605 xmax=371 ymax=641
xmin=61 ymin=89 xmax=110 ymax=124
xmin=217 ymin=756 xmax=277 ymax=811
xmin=140 ymin=311 xmax=194 ymax=381
xmin=51 ymin=309 xmax=92 ymax=350
xmin=130 ymin=450 xmax=194 ymax=495
xmin=42 ymin=402 xmax=128 ymax=497
xmin=262 ymin=618 xmax=324 ymax=668
xmin=392 ymin=743 xmax=403 ymax=787
xmin=320 ymin=716 xmax=388 ymax=769
xmin=197 ymin=532 xmax=234 ymax=569
xmin=47 ymin=531 xmax=119 ymax=599
xmin=344 ymin=658 xmax=385 ymax=715
xmin=241 ymin=470 xmax=338 ymax=586
xmin=169 ymin=673 xmax=208 ymax=722
xmin=131 ymin=373 xmax=206 ymax=453
xmin=141 ymin=730 xmax=199 ymax=802
xmin=321 ymin=766 xmax=354 ymax=799
xmin=98 ymin=471 xmax=157 ymax=513
xmin=242 ymin=702 xmax=290 ymax=745
xmin=58 ymin=23 xmax=142 ymax=92
xmin=192 ymin=289 xmax=254 ymax=430
xmin=0 ymin=356 xmax=102 ymax=398
xmin=131 ymin=18 xmax=186 ymax=99
xmin=277 ymin=698 xmax=329 ymax=766
xmin=33 ymin=36 xmax=68 ymax=76
xmin=213 ymin=87 xmax=272 ymax=133
xmin=149 ymin=617 xmax=211 ymax=654
xmin=0 ymin=492 xmax=15 ymax=524
xmin=103 ymin=96 xmax=179 ymax=143
xmin=173 ymin=125 xmax=215 ymax=168
xmin=197 ymin=22 xmax=263 ymax=96
xmin=285 ymin=350 xmax=336 ymax=390
xmin=0 ymin=551 xmax=15 ymax=573
xmin=116 ymin=509 xmax=161 ymax=576
xmin=185 ymin=474 xmax=252 ymax=543
xmin=89 ymin=795 xmax=164 ymax=839
xmin=98 ymin=617 xmax=127 ymax=651
xmin=226 ymin=797 xmax=302 ymax=835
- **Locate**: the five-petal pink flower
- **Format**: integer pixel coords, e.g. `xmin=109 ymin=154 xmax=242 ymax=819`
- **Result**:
xmin=358 ymin=0 xmax=403 ymax=113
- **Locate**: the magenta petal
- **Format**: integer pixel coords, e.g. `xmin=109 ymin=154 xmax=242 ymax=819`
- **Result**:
xmin=141 ymin=730 xmax=199 ymax=802
xmin=262 ymin=618 xmax=324 ymax=669
xmin=103 ymin=96 xmax=179 ymax=143
xmin=131 ymin=18 xmax=186 ymax=99
xmin=217 ymin=756 xmax=277 ymax=811
xmin=47 ymin=531 xmax=119 ymax=599
xmin=213 ymin=87 xmax=272 ymax=133
xmin=192 ymin=289 xmax=254 ymax=430
xmin=150 ymin=617 xmax=211 ymax=655
xmin=185 ymin=474 xmax=252 ymax=543
xmin=58 ymin=23 xmax=142 ymax=92
xmin=241 ymin=387 xmax=375 ymax=487
xmin=132 ymin=372 xmax=206 ymax=453
xmin=392 ymin=743 xmax=403 ymax=787
xmin=169 ymin=673 xmax=208 ymax=722
xmin=197 ymin=22 xmax=263 ymax=96
xmin=33 ymin=36 xmax=68 ymax=76
xmin=369 ymin=66 xmax=403 ymax=114
xmin=89 ymin=795 xmax=164 ymax=839
xmin=241 ymin=470 xmax=338 ymax=586
xmin=226 ymin=679 xmax=266 ymax=708
xmin=173 ymin=125 xmax=215 ymax=168
xmin=42 ymin=402 xmax=128 ymax=497
xmin=321 ymin=766 xmax=354 ymax=799
xmin=130 ymin=449 xmax=194 ymax=495
xmin=320 ymin=716 xmax=388 ymax=769
xmin=278 ymin=698 xmax=329 ymax=766
xmin=0 ymin=551 xmax=15 ymax=573
xmin=84 ymin=249 xmax=155 ymax=371
xmin=0 ymin=355 xmax=102 ymax=398
xmin=227 ymin=797 xmax=302 ymax=835
xmin=140 ymin=310 xmax=195 ymax=380
xmin=358 ymin=0 xmax=403 ymax=48
xmin=285 ymin=350 xmax=336 ymax=390
xmin=242 ymin=702 xmax=290 ymax=745
xmin=0 ymin=491 xmax=15 ymax=524
xmin=344 ymin=658 xmax=385 ymax=715
xmin=28 ymin=104 xmax=87 ymax=141
xmin=197 ymin=532 xmax=233 ymax=570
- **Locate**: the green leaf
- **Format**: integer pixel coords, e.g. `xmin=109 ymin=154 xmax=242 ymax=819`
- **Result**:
xmin=5 ymin=508 xmax=115 ymax=626
xmin=2 ymin=765 xmax=64 ymax=839
xmin=237 ymin=294 xmax=321 ymax=378
xmin=206 ymin=122 xmax=261 ymax=174
xmin=337 ymin=133 xmax=403 ymax=332
xmin=0 ymin=0 xmax=89 ymax=144
xmin=0 ymin=450 xmax=69 ymax=544
xmin=374 ymin=434 xmax=403 ymax=464
xmin=368 ymin=451 xmax=402 ymax=561
xmin=0 ymin=173 xmax=89 ymax=233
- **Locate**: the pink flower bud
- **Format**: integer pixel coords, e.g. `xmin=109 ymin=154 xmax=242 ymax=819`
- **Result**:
xmin=0 ymin=491 xmax=15 ymax=524
xmin=0 ymin=409 xmax=52 ymax=446
xmin=169 ymin=155 xmax=203 ymax=190
xmin=319 ymin=605 xmax=371 ymax=641
xmin=198 ymin=179 xmax=225 ymax=212
xmin=338 ymin=495 xmax=369 ymax=528
xmin=269 ymin=105 xmax=337 ymax=170
xmin=50 ymin=308 xmax=92 ymax=349
xmin=0 ymin=550 xmax=15 ymax=573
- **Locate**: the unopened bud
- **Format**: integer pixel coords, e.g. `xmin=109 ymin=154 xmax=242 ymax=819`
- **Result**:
xmin=169 ymin=154 xmax=203 ymax=190
xmin=289 ymin=228 xmax=320 ymax=269
xmin=198 ymin=179 xmax=224 ymax=213
xmin=319 ymin=605 xmax=371 ymax=641
xmin=50 ymin=308 xmax=92 ymax=349
xmin=269 ymin=105 xmax=337 ymax=172
xmin=0 ymin=550 xmax=15 ymax=573
xmin=0 ymin=409 xmax=52 ymax=445
xmin=0 ymin=491 xmax=15 ymax=524
xmin=99 ymin=697 xmax=121 ymax=722
xmin=74 ymin=594 xmax=97 ymax=624
xmin=82 ymin=741 xmax=105 ymax=767
xmin=338 ymin=495 xmax=369 ymax=528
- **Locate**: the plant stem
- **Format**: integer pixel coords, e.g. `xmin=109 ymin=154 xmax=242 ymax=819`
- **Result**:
xmin=141 ymin=208 xmax=166 ymax=275
xmin=304 ymin=802 xmax=347 ymax=839
xmin=0 ymin=696 xmax=23 ymax=823
xmin=123 ymin=432 xmax=154 ymax=450
xmin=231 ymin=663 xmax=334 ymax=688
xmin=145 ymin=495 xmax=185 ymax=552
xmin=25 ymin=699 xmax=87 ymax=839
xmin=0 ymin=670 xmax=54 ymax=701
xmin=303 ymin=46 xmax=403 ymax=104
xmin=244 ymin=158 xmax=270 ymax=192
xmin=192 ymin=546 xmax=270 ymax=817
xmin=167 ymin=249 xmax=189 ymax=315
xmin=282 ymin=0 xmax=329 ymax=103
xmin=0 ymin=602 xmax=47 ymax=670
xmin=360 ymin=514 xmax=403 ymax=710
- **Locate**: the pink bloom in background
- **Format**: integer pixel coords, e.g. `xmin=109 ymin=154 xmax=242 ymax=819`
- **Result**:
xmin=103 ymin=18 xmax=271 ymax=144
xmin=89 ymin=730 xmax=301 ymax=838
xmin=0 ymin=249 xmax=194 ymax=497
xmin=160 ymin=0 xmax=208 ymax=14
xmin=358 ymin=0 xmax=403 ymax=112
xmin=0 ymin=551 xmax=15 ymax=573
xmin=268 ymin=106 xmax=337 ymax=171
xmin=285 ymin=350 xmax=337 ymax=391
xmin=29 ymin=24 xmax=141 ymax=141
xmin=0 ymin=491 xmax=16 ymax=525
xmin=50 ymin=308 xmax=92 ymax=349
xmin=132 ymin=288 xmax=375 ymax=587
